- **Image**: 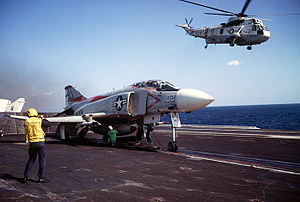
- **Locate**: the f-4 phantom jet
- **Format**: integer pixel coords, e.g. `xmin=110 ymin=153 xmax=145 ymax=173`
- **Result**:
xmin=0 ymin=98 xmax=25 ymax=112
xmin=11 ymin=80 xmax=214 ymax=151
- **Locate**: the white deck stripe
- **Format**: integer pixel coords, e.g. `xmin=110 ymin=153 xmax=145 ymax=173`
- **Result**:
xmin=162 ymin=151 xmax=300 ymax=176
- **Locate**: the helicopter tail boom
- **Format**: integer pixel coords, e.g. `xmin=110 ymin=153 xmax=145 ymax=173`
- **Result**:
xmin=176 ymin=24 xmax=192 ymax=35
xmin=176 ymin=24 xmax=190 ymax=29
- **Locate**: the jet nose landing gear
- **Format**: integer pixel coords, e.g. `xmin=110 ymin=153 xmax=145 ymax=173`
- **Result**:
xmin=168 ymin=141 xmax=178 ymax=152
xmin=168 ymin=113 xmax=181 ymax=152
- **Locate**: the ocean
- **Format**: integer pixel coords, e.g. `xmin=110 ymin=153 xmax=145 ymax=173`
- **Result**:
xmin=161 ymin=103 xmax=300 ymax=131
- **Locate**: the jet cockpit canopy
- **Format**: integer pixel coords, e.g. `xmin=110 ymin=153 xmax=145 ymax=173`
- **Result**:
xmin=132 ymin=80 xmax=179 ymax=91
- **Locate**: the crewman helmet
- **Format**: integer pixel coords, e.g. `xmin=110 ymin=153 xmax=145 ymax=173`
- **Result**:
xmin=27 ymin=108 xmax=38 ymax=117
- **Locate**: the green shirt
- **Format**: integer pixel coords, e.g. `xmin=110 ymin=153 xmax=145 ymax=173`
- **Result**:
xmin=107 ymin=130 xmax=117 ymax=143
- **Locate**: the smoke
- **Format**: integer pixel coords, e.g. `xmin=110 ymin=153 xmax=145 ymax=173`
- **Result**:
xmin=0 ymin=61 xmax=64 ymax=112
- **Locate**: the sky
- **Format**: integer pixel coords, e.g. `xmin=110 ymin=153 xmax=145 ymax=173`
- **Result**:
xmin=0 ymin=0 xmax=299 ymax=112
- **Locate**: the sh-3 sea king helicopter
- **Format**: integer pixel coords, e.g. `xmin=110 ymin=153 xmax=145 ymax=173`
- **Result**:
xmin=177 ymin=0 xmax=270 ymax=50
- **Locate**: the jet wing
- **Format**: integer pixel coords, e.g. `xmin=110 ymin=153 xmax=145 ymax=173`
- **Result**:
xmin=46 ymin=116 xmax=85 ymax=123
xmin=10 ymin=112 xmax=106 ymax=123
xmin=10 ymin=115 xmax=29 ymax=120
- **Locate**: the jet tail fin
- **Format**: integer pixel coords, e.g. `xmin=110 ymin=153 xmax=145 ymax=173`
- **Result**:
xmin=64 ymin=85 xmax=87 ymax=108
xmin=5 ymin=98 xmax=25 ymax=112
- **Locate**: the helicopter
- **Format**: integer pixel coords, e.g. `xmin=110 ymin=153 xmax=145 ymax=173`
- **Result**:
xmin=176 ymin=0 xmax=271 ymax=50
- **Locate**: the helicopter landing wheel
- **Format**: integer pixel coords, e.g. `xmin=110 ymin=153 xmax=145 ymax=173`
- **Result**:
xmin=247 ymin=46 xmax=252 ymax=50
xmin=204 ymin=45 xmax=208 ymax=49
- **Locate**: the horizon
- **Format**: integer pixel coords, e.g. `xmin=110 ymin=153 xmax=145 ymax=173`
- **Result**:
xmin=25 ymin=102 xmax=300 ymax=113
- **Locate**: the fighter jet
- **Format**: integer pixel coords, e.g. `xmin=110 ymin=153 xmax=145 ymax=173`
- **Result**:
xmin=0 ymin=98 xmax=25 ymax=112
xmin=11 ymin=80 xmax=214 ymax=151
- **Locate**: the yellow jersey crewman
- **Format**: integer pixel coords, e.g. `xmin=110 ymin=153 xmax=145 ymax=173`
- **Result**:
xmin=23 ymin=108 xmax=50 ymax=184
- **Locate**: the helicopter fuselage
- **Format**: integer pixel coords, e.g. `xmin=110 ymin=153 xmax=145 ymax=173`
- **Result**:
xmin=177 ymin=17 xmax=270 ymax=49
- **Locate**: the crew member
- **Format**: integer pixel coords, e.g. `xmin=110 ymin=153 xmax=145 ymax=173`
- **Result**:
xmin=146 ymin=124 xmax=154 ymax=144
xmin=107 ymin=126 xmax=117 ymax=146
xmin=23 ymin=108 xmax=50 ymax=184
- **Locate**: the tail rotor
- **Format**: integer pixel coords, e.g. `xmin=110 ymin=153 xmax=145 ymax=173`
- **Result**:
xmin=185 ymin=17 xmax=193 ymax=28
xmin=176 ymin=17 xmax=194 ymax=35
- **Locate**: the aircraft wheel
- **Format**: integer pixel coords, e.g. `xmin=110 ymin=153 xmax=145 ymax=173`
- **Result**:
xmin=168 ymin=142 xmax=178 ymax=152
xmin=174 ymin=144 xmax=178 ymax=152
xmin=247 ymin=46 xmax=252 ymax=50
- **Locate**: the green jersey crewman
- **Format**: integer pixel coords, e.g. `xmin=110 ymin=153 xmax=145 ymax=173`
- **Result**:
xmin=107 ymin=126 xmax=117 ymax=146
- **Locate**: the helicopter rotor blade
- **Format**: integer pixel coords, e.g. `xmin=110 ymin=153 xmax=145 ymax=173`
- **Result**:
xmin=240 ymin=0 xmax=252 ymax=16
xmin=179 ymin=0 xmax=235 ymax=15
xmin=254 ymin=13 xmax=300 ymax=17
xmin=204 ymin=12 xmax=235 ymax=17
xmin=189 ymin=17 xmax=193 ymax=25
xmin=180 ymin=0 xmax=300 ymax=19
xmin=185 ymin=17 xmax=188 ymax=24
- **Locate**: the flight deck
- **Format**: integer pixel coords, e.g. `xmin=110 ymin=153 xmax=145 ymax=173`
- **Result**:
xmin=0 ymin=125 xmax=299 ymax=201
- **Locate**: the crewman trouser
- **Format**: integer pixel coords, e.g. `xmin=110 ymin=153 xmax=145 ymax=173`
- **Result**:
xmin=24 ymin=142 xmax=46 ymax=179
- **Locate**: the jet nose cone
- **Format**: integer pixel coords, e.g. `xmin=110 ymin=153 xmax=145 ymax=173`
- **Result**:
xmin=176 ymin=88 xmax=214 ymax=112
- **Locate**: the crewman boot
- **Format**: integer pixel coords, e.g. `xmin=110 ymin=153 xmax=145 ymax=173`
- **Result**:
xmin=23 ymin=177 xmax=28 ymax=184
xmin=38 ymin=177 xmax=49 ymax=183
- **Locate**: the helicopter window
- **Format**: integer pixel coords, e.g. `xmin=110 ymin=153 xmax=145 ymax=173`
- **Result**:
xmin=252 ymin=25 xmax=256 ymax=31
xmin=257 ymin=25 xmax=263 ymax=31
xmin=220 ymin=29 xmax=224 ymax=34
xmin=252 ymin=19 xmax=259 ymax=24
xmin=259 ymin=25 xmax=267 ymax=31
xmin=226 ymin=19 xmax=244 ymax=26
xmin=257 ymin=26 xmax=264 ymax=34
